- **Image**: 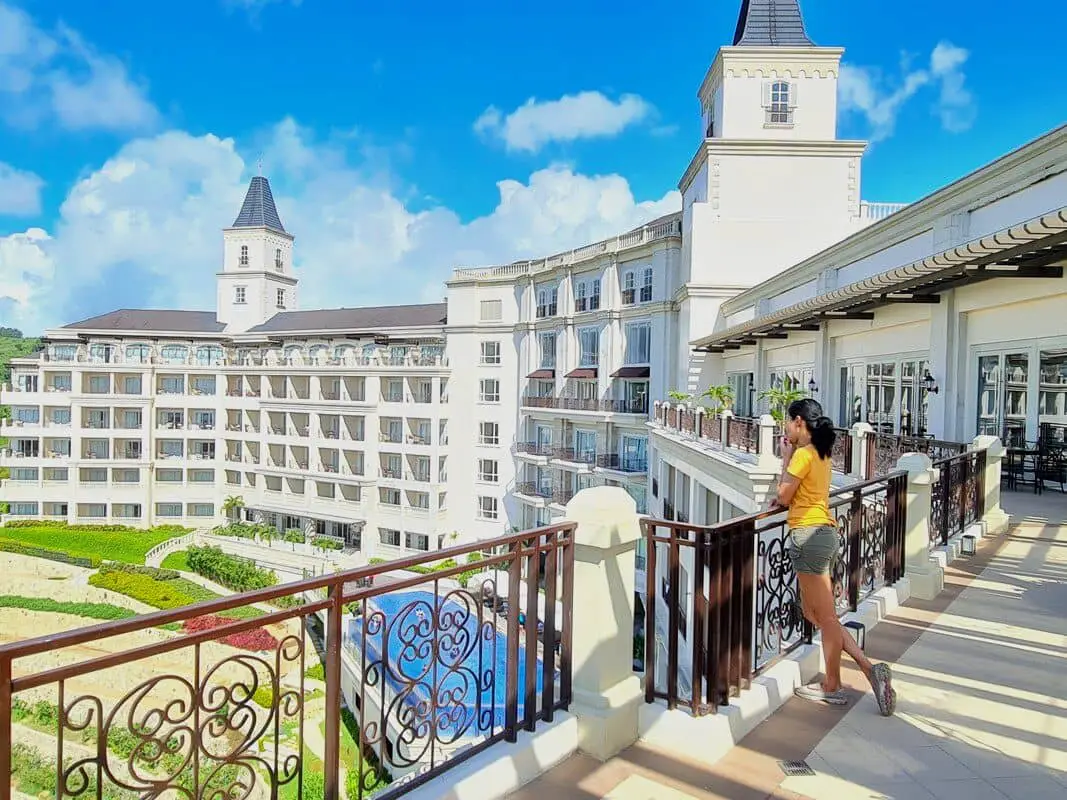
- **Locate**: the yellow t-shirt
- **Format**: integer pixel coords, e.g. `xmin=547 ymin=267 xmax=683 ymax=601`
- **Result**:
xmin=786 ymin=444 xmax=836 ymax=529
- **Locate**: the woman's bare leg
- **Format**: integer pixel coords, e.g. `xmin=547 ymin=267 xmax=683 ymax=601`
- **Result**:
xmin=797 ymin=572 xmax=873 ymax=691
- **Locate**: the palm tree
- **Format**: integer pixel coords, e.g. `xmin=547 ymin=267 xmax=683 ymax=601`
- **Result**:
xmin=222 ymin=495 xmax=245 ymax=523
xmin=701 ymin=384 xmax=734 ymax=413
xmin=667 ymin=390 xmax=693 ymax=404
xmin=759 ymin=385 xmax=805 ymax=430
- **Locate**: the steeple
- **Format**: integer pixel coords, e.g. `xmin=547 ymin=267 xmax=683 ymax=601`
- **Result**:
xmin=732 ymin=0 xmax=814 ymax=47
xmin=232 ymin=175 xmax=287 ymax=234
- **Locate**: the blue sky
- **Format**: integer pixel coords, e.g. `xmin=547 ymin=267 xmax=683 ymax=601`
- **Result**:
xmin=1 ymin=0 xmax=1065 ymax=334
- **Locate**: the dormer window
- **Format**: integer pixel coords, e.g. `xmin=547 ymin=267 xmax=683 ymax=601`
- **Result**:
xmin=765 ymin=81 xmax=795 ymax=125
xmin=275 ymin=248 xmax=283 ymax=272
xmin=239 ymin=245 xmax=249 ymax=267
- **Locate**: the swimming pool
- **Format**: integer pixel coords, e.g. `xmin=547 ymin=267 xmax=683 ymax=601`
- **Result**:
xmin=345 ymin=590 xmax=548 ymax=739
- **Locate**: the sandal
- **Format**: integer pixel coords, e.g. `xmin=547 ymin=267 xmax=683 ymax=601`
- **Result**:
xmin=870 ymin=663 xmax=895 ymax=717
xmin=794 ymin=682 xmax=848 ymax=706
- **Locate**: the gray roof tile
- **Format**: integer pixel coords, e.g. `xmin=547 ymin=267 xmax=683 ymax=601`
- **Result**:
xmin=62 ymin=310 xmax=227 ymax=333
xmin=232 ymin=176 xmax=287 ymax=233
xmin=733 ymin=0 xmax=815 ymax=47
xmin=245 ymin=303 xmax=448 ymax=333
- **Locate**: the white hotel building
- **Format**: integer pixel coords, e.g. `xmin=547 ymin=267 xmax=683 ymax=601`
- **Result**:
xmin=3 ymin=0 xmax=1065 ymax=559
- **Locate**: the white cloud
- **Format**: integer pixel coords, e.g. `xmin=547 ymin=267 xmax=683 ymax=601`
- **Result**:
xmin=838 ymin=41 xmax=976 ymax=142
xmin=0 ymin=120 xmax=680 ymax=333
xmin=0 ymin=162 xmax=44 ymax=215
xmin=474 ymin=91 xmax=655 ymax=153
xmin=0 ymin=1 xmax=158 ymax=131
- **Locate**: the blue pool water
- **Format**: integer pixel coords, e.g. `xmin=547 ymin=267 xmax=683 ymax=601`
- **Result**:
xmin=345 ymin=590 xmax=547 ymax=738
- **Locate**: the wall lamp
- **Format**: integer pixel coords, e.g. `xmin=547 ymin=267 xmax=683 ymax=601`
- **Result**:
xmin=808 ymin=376 xmax=819 ymax=394
xmin=922 ymin=371 xmax=940 ymax=395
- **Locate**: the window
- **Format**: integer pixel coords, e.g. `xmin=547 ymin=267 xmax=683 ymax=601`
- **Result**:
xmin=43 ymin=468 xmax=68 ymax=481
xmin=622 ymin=271 xmax=636 ymax=305
xmin=188 ymin=504 xmax=214 ymax=517
xmin=480 ymin=341 xmax=501 ymax=365
xmin=574 ymin=278 xmax=601 ymax=312
xmin=235 ymin=286 xmax=246 ymax=304
xmin=123 ymin=376 xmax=142 ymax=395
xmin=156 ymin=469 xmax=183 ymax=483
xmin=765 ymin=80 xmax=794 ymax=125
xmin=478 ymin=496 xmax=498 ymax=520
xmin=538 ymin=332 xmax=556 ymax=368
xmin=479 ymin=379 xmax=500 ymax=403
xmin=275 ymin=248 xmax=283 ymax=271
xmin=113 ymin=504 xmax=141 ymax=519
xmin=125 ymin=344 xmax=151 ymax=363
xmin=479 ymin=422 xmax=499 ymax=446
xmin=113 ymin=469 xmax=140 ymax=483
xmin=239 ymin=245 xmax=249 ymax=267
xmin=11 ymin=503 xmax=38 ymax=516
xmin=189 ymin=469 xmax=215 ymax=483
xmin=156 ymin=503 xmax=183 ymax=517
xmin=536 ymin=287 xmax=558 ymax=318
xmin=579 ymin=328 xmax=599 ymax=367
xmin=405 ymin=532 xmax=429 ymax=551
xmin=478 ymin=459 xmax=498 ymax=483
xmin=480 ymin=300 xmax=502 ymax=322
xmin=379 ymin=528 xmax=401 ymax=547
xmin=276 ymin=288 xmax=285 ymax=309
xmin=640 ymin=267 xmax=653 ymax=303
xmin=624 ymin=322 xmax=652 ymax=364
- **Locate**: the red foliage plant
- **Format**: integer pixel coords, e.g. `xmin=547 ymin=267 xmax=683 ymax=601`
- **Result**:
xmin=183 ymin=615 xmax=279 ymax=652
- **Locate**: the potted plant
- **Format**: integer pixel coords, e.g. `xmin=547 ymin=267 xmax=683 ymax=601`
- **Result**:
xmin=222 ymin=495 xmax=245 ymax=523
xmin=759 ymin=384 xmax=805 ymax=433
xmin=701 ymin=384 xmax=734 ymax=413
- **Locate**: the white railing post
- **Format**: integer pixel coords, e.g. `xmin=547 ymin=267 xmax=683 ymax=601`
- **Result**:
xmin=719 ymin=408 xmax=734 ymax=444
xmin=972 ymin=435 xmax=1010 ymax=535
xmin=757 ymin=414 xmax=778 ymax=470
xmin=851 ymin=422 xmax=873 ymax=478
xmin=564 ymin=486 xmax=643 ymax=760
xmin=897 ymin=453 xmax=941 ymax=600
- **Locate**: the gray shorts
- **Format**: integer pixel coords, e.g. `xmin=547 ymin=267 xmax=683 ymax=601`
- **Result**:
xmin=789 ymin=525 xmax=840 ymax=575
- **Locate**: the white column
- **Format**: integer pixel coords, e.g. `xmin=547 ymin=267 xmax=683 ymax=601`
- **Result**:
xmin=757 ymin=413 xmax=778 ymax=471
xmin=564 ymin=486 xmax=644 ymax=760
xmin=897 ymin=453 xmax=942 ymax=600
xmin=972 ymin=435 xmax=1010 ymax=535
xmin=851 ymin=422 xmax=873 ymax=478
xmin=926 ymin=288 xmax=958 ymax=440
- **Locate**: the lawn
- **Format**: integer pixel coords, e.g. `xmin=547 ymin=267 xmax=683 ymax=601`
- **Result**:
xmin=160 ymin=549 xmax=191 ymax=571
xmin=88 ymin=566 xmax=264 ymax=620
xmin=0 ymin=523 xmax=182 ymax=565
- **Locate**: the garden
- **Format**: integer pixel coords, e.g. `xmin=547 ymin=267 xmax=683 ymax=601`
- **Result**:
xmin=0 ymin=519 xmax=189 ymax=565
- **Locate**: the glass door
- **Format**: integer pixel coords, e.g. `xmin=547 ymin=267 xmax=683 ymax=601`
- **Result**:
xmin=975 ymin=352 xmax=1031 ymax=447
xmin=1038 ymin=348 xmax=1067 ymax=444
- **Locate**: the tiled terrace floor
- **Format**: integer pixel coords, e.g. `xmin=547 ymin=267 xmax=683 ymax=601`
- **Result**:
xmin=510 ymin=489 xmax=1067 ymax=799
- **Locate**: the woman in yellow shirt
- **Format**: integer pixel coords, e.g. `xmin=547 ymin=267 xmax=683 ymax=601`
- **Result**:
xmin=774 ymin=398 xmax=895 ymax=716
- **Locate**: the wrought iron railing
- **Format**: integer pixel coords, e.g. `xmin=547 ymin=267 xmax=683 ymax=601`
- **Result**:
xmin=651 ymin=404 xmax=761 ymax=457
xmin=865 ymin=433 xmax=966 ymax=479
xmin=595 ymin=454 xmax=648 ymax=473
xmin=639 ymin=472 xmax=907 ymax=716
xmin=0 ymin=525 xmax=576 ymax=800
xmin=929 ymin=449 xmax=986 ymax=549
xmin=831 ymin=428 xmax=852 ymax=473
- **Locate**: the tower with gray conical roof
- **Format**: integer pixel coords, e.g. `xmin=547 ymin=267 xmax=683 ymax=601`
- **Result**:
xmin=217 ymin=174 xmax=299 ymax=331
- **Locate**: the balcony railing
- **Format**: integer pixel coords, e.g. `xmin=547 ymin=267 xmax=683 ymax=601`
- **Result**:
xmin=548 ymin=447 xmax=597 ymax=465
xmin=596 ymin=453 xmax=648 ymax=473
xmin=651 ymin=403 xmax=761 ymax=456
xmin=515 ymin=442 xmax=554 ymax=457
xmin=0 ymin=524 xmax=575 ymax=800
xmin=640 ymin=471 xmax=907 ymax=715
xmin=929 ymin=449 xmax=986 ymax=550
xmin=522 ymin=397 xmax=648 ymax=414
xmin=865 ymin=432 xmax=966 ymax=479
xmin=515 ymin=482 xmax=554 ymax=500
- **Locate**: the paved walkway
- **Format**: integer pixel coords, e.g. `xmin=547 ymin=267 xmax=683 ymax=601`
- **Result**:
xmin=510 ymin=499 xmax=1067 ymax=799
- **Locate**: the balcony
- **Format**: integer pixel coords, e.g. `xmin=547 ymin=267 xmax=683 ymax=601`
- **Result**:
xmin=523 ymin=396 xmax=648 ymax=414
xmin=515 ymin=442 xmax=554 ymax=458
xmin=596 ymin=453 xmax=648 ymax=474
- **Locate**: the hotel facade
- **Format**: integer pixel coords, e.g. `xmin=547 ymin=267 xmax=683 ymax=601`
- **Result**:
xmin=3 ymin=0 xmax=1065 ymax=566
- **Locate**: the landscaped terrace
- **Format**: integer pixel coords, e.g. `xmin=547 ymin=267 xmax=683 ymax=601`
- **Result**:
xmin=0 ymin=435 xmax=1014 ymax=800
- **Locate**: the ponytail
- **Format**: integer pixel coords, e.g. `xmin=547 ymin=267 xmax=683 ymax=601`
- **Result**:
xmin=811 ymin=416 xmax=836 ymax=460
xmin=786 ymin=398 xmax=836 ymax=460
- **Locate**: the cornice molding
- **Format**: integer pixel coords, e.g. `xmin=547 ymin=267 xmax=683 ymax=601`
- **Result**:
xmin=698 ymin=47 xmax=845 ymax=104
xmin=679 ymin=138 xmax=867 ymax=196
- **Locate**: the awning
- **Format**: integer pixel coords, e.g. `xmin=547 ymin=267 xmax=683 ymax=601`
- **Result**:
xmin=611 ymin=366 xmax=651 ymax=379
xmin=692 ymin=207 xmax=1067 ymax=352
xmin=527 ymin=369 xmax=555 ymax=379
xmin=565 ymin=368 xmax=598 ymax=379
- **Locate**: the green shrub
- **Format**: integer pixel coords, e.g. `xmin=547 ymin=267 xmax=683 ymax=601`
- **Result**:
xmin=283 ymin=529 xmax=306 ymax=544
xmin=0 ymin=524 xmax=180 ymax=564
xmin=305 ymin=662 xmax=326 ymax=682
xmin=88 ymin=567 xmax=263 ymax=620
xmin=211 ymin=522 xmax=270 ymax=540
xmin=311 ymin=536 xmax=343 ymax=551
xmin=252 ymin=686 xmax=274 ymax=709
xmin=100 ymin=562 xmax=180 ymax=580
xmin=185 ymin=545 xmax=277 ymax=592
xmin=0 ymin=540 xmax=96 ymax=567
xmin=457 ymin=551 xmax=485 ymax=587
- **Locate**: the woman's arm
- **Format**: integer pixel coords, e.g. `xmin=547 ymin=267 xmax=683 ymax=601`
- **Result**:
xmin=772 ymin=439 xmax=801 ymax=508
